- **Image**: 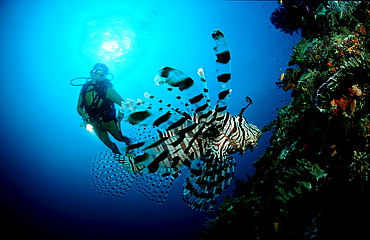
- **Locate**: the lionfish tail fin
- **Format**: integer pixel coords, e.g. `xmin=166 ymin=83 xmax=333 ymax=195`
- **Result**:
xmin=182 ymin=156 xmax=236 ymax=211
xmin=91 ymin=151 xmax=135 ymax=198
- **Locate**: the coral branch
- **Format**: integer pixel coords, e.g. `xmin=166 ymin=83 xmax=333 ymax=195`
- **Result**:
xmin=314 ymin=69 xmax=342 ymax=112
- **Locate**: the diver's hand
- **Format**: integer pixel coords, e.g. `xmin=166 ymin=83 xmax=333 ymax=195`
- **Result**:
xmin=122 ymin=136 xmax=131 ymax=145
xmin=117 ymin=112 xmax=124 ymax=122
xmin=82 ymin=112 xmax=90 ymax=121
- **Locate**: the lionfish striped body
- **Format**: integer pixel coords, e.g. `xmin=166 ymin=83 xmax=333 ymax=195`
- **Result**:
xmin=91 ymin=30 xmax=262 ymax=211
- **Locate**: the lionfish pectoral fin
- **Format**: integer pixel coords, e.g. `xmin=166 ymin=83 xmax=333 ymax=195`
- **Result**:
xmin=136 ymin=171 xmax=181 ymax=205
xmin=182 ymin=156 xmax=236 ymax=211
xmin=91 ymin=151 xmax=135 ymax=198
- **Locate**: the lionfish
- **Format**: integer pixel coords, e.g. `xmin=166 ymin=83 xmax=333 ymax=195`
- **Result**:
xmin=91 ymin=30 xmax=262 ymax=211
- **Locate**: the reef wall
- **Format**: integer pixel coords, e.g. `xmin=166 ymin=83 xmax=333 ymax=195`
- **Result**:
xmin=199 ymin=1 xmax=370 ymax=239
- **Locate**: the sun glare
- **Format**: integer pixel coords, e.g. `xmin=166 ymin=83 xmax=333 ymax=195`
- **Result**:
xmin=81 ymin=15 xmax=137 ymax=67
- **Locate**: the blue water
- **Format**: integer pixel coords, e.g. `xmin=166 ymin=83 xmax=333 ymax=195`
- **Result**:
xmin=0 ymin=1 xmax=300 ymax=239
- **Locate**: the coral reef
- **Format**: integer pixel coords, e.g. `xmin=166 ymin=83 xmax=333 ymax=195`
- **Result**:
xmin=270 ymin=1 xmax=322 ymax=36
xmin=199 ymin=1 xmax=370 ymax=239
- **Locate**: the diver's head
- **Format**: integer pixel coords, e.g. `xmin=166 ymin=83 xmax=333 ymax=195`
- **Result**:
xmin=91 ymin=63 xmax=109 ymax=82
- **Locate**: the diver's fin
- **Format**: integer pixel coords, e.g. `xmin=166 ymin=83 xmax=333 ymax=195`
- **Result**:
xmin=91 ymin=151 xmax=135 ymax=198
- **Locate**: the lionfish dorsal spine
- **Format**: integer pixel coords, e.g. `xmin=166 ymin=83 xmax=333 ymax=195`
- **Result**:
xmin=156 ymin=67 xmax=211 ymax=119
xmin=197 ymin=68 xmax=211 ymax=106
xmin=121 ymin=98 xmax=187 ymax=131
xmin=212 ymin=29 xmax=231 ymax=113
xmin=153 ymin=75 xmax=196 ymax=114
xmin=144 ymin=92 xmax=191 ymax=119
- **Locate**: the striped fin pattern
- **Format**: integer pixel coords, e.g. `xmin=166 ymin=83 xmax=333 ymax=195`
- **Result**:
xmin=90 ymin=30 xmax=262 ymax=211
xmin=91 ymin=152 xmax=135 ymax=198
xmin=126 ymin=118 xmax=204 ymax=176
xmin=120 ymin=98 xmax=186 ymax=130
xmin=155 ymin=67 xmax=212 ymax=118
xmin=197 ymin=68 xmax=211 ymax=107
xmin=212 ymin=29 xmax=232 ymax=113
xmin=182 ymin=156 xmax=236 ymax=210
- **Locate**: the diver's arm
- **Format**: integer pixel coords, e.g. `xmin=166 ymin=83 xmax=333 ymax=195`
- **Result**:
xmin=106 ymin=87 xmax=125 ymax=121
xmin=106 ymin=87 xmax=124 ymax=105
xmin=77 ymin=90 xmax=88 ymax=119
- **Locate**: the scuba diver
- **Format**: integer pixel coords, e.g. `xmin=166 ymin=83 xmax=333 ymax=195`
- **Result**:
xmin=76 ymin=63 xmax=131 ymax=154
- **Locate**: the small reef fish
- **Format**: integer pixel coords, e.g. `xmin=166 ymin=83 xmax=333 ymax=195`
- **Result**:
xmin=91 ymin=30 xmax=262 ymax=211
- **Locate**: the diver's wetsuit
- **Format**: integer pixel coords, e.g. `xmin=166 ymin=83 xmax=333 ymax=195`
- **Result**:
xmin=79 ymin=79 xmax=130 ymax=153
xmin=80 ymin=79 xmax=116 ymax=125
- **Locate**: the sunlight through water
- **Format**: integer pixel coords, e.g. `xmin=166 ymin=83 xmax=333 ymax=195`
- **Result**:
xmin=80 ymin=15 xmax=138 ymax=73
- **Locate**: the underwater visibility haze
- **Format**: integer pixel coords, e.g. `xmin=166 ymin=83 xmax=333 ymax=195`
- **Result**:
xmin=0 ymin=1 xmax=300 ymax=239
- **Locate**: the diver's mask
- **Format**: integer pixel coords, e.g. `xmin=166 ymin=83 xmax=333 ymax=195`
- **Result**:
xmin=70 ymin=67 xmax=114 ymax=86
xmin=91 ymin=68 xmax=107 ymax=81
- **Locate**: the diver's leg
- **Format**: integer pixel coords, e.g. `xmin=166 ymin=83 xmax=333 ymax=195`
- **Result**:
xmin=105 ymin=120 xmax=131 ymax=145
xmin=94 ymin=125 xmax=121 ymax=154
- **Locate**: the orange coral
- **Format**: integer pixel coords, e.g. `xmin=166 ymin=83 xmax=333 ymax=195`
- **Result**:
xmin=330 ymin=97 xmax=351 ymax=115
xmin=330 ymin=85 xmax=363 ymax=116
xmin=359 ymin=25 xmax=367 ymax=35
xmin=351 ymin=84 xmax=362 ymax=97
